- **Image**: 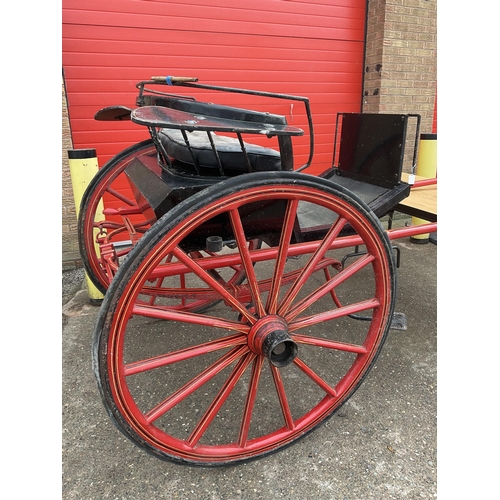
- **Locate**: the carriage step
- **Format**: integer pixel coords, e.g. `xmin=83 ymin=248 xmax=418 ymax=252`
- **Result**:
xmin=390 ymin=312 xmax=407 ymax=331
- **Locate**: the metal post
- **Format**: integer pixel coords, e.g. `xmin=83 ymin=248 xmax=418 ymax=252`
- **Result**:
xmin=67 ymin=149 xmax=105 ymax=303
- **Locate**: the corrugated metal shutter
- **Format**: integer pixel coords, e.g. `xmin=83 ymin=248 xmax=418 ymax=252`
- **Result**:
xmin=62 ymin=0 xmax=366 ymax=175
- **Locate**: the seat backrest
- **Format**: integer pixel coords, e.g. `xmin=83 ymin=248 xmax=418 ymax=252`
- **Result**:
xmin=334 ymin=113 xmax=409 ymax=189
xmin=135 ymin=96 xmax=299 ymax=173
xmin=142 ymin=95 xmax=288 ymax=126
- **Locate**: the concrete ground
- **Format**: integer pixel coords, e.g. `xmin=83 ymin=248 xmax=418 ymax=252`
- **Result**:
xmin=62 ymin=237 xmax=436 ymax=499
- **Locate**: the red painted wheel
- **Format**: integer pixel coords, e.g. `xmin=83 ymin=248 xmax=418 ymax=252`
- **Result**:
xmin=93 ymin=172 xmax=396 ymax=466
xmin=78 ymin=140 xmax=260 ymax=312
xmin=78 ymin=140 xmax=156 ymax=293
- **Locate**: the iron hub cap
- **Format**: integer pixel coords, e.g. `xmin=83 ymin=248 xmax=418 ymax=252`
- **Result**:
xmin=247 ymin=315 xmax=298 ymax=368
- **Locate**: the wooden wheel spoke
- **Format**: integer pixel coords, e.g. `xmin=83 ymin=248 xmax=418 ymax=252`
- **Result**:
xmin=285 ymin=253 xmax=375 ymax=322
xmin=124 ymin=334 xmax=248 ymax=377
xmin=172 ymin=246 xmax=256 ymax=324
xmin=187 ymin=352 xmax=256 ymax=447
xmin=270 ymin=364 xmax=295 ymax=430
xmin=266 ymin=199 xmax=299 ymax=314
xmin=238 ymin=356 xmax=265 ymax=447
xmin=293 ymin=357 xmax=337 ymax=397
xmin=131 ymin=303 xmax=251 ymax=334
xmin=228 ymin=209 xmax=265 ymax=317
xmin=277 ymin=216 xmax=347 ymax=316
xmin=144 ymin=346 xmax=247 ymax=424
xmin=105 ymin=186 xmax=138 ymax=206
xmin=288 ymin=298 xmax=380 ymax=331
xmin=291 ymin=333 xmax=368 ymax=354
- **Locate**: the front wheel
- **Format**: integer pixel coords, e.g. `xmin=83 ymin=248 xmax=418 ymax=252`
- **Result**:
xmin=93 ymin=171 xmax=396 ymax=466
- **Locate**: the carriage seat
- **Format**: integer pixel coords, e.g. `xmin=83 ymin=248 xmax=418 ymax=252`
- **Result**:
xmin=158 ymin=129 xmax=282 ymax=176
xmin=130 ymin=101 xmax=304 ymax=177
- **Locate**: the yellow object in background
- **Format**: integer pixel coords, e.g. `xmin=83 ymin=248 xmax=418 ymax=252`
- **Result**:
xmin=410 ymin=134 xmax=437 ymax=243
xmin=67 ymin=149 xmax=105 ymax=302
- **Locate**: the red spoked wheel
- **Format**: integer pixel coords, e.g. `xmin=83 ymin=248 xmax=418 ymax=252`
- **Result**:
xmin=78 ymin=140 xmax=260 ymax=312
xmin=78 ymin=139 xmax=157 ymax=293
xmin=93 ymin=171 xmax=396 ymax=466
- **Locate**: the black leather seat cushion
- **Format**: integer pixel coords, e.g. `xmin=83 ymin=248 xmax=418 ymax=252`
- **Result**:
xmin=159 ymin=129 xmax=282 ymax=174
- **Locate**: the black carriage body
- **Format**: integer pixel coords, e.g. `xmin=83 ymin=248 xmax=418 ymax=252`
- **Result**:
xmin=124 ymin=94 xmax=305 ymax=250
xmin=90 ymin=79 xmax=418 ymax=269
xmin=124 ymin=102 xmax=415 ymax=255
xmin=125 ymin=152 xmax=290 ymax=250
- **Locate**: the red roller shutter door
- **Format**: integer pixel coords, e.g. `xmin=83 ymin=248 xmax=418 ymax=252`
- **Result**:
xmin=63 ymin=0 xmax=367 ymax=175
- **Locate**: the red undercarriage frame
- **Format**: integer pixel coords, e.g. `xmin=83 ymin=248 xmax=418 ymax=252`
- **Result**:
xmin=94 ymin=201 xmax=437 ymax=287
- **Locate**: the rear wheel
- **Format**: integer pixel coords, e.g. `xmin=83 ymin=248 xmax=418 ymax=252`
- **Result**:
xmin=78 ymin=140 xmax=259 ymax=312
xmin=93 ymin=171 xmax=396 ymax=466
xmin=78 ymin=140 xmax=156 ymax=293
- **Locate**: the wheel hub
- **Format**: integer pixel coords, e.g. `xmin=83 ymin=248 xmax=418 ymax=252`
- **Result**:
xmin=248 ymin=315 xmax=298 ymax=368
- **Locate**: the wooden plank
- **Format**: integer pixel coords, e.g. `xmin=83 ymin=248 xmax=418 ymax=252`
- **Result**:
xmin=396 ymin=173 xmax=437 ymax=222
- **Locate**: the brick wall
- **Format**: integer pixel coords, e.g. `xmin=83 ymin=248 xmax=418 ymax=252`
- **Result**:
xmin=363 ymin=0 xmax=437 ymax=170
xmin=62 ymin=77 xmax=81 ymax=270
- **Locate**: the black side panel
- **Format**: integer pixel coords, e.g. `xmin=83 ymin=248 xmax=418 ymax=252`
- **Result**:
xmin=338 ymin=113 xmax=407 ymax=189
